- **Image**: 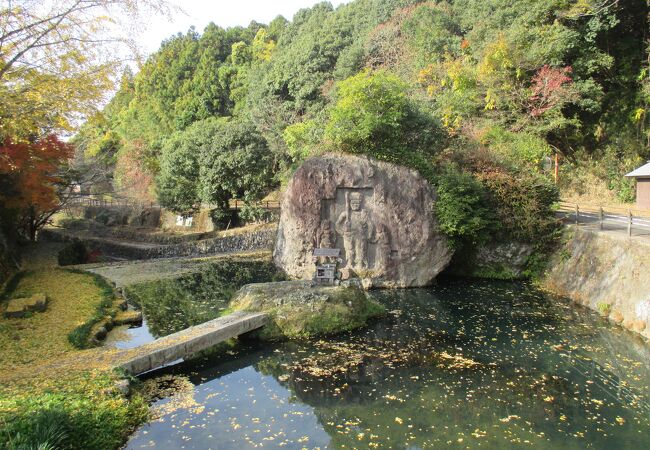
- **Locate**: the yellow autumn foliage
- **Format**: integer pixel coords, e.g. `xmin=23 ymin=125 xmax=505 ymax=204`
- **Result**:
xmin=0 ymin=269 xmax=109 ymax=376
xmin=0 ymin=245 xmax=149 ymax=448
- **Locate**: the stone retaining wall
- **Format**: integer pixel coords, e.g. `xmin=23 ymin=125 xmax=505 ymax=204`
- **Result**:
xmin=543 ymin=227 xmax=650 ymax=341
xmin=40 ymin=226 xmax=277 ymax=260
xmin=444 ymin=241 xmax=533 ymax=280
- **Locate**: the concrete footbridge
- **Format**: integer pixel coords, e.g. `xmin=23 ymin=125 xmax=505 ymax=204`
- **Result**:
xmin=118 ymin=311 xmax=268 ymax=375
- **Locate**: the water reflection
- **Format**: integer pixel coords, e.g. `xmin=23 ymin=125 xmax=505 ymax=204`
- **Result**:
xmin=126 ymin=279 xmax=650 ymax=449
xmin=123 ymin=259 xmax=284 ymax=338
xmin=105 ymin=317 xmax=156 ymax=350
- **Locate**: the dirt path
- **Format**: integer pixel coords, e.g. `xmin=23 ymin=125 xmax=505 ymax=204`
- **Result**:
xmin=83 ymin=250 xmax=272 ymax=287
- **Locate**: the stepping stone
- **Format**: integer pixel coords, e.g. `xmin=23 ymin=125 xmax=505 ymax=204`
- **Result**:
xmin=113 ymin=310 xmax=143 ymax=326
xmin=4 ymin=293 xmax=48 ymax=318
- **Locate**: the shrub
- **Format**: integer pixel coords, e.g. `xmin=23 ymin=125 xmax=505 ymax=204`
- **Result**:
xmin=325 ymin=70 xmax=410 ymax=155
xmin=480 ymin=127 xmax=552 ymax=170
xmin=597 ymin=302 xmax=612 ymax=315
xmin=283 ymin=119 xmax=322 ymax=162
xmin=238 ymin=203 xmax=268 ymax=223
xmin=94 ymin=209 xmax=110 ymax=225
xmin=57 ymin=240 xmax=89 ymax=266
xmin=324 ymin=70 xmax=445 ymax=161
xmin=434 ymin=166 xmax=495 ymax=249
xmin=476 ymin=168 xmax=560 ymax=244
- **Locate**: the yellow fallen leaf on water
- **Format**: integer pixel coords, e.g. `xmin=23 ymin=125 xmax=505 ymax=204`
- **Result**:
xmin=616 ymin=417 xmax=625 ymax=425
xmin=499 ymin=415 xmax=520 ymax=423
xmin=395 ymin=417 xmax=403 ymax=424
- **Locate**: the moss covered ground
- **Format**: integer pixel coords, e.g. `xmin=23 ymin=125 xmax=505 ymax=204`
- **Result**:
xmin=0 ymin=244 xmax=148 ymax=449
xmin=230 ymin=281 xmax=386 ymax=340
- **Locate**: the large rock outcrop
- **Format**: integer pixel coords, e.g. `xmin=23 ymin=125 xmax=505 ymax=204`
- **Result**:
xmin=274 ymin=154 xmax=452 ymax=287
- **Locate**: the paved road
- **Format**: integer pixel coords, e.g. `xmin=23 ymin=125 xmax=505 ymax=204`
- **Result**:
xmin=558 ymin=208 xmax=650 ymax=238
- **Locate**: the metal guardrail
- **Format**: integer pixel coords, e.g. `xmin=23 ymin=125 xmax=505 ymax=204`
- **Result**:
xmin=559 ymin=201 xmax=650 ymax=237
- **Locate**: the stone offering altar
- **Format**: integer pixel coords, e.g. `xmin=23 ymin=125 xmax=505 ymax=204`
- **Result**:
xmin=274 ymin=154 xmax=452 ymax=287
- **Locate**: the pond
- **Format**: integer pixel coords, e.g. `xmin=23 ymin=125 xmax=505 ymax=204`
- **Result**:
xmin=122 ymin=278 xmax=650 ymax=449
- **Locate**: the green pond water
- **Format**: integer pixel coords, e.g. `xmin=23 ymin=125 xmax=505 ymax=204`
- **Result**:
xmin=123 ymin=278 xmax=650 ymax=449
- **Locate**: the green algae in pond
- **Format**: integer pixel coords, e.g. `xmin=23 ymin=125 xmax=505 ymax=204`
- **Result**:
xmin=124 ymin=279 xmax=650 ymax=450
xmin=124 ymin=259 xmax=284 ymax=338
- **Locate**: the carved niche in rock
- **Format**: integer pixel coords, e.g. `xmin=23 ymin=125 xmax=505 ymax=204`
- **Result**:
xmin=274 ymin=154 xmax=453 ymax=287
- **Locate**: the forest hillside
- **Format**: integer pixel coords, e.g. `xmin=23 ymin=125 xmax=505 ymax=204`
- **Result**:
xmin=74 ymin=0 xmax=649 ymax=254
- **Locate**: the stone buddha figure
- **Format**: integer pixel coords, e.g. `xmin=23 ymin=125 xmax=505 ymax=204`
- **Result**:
xmin=316 ymin=219 xmax=335 ymax=248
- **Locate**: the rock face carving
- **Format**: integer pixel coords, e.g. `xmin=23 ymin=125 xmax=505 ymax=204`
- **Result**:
xmin=274 ymin=153 xmax=453 ymax=287
xmin=336 ymin=191 xmax=374 ymax=269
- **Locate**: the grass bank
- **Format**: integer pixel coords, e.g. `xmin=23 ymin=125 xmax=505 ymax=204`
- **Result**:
xmin=0 ymin=269 xmax=110 ymax=369
xmin=0 ymin=265 xmax=148 ymax=449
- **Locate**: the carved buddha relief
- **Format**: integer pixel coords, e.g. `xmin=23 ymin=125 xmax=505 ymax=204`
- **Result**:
xmin=275 ymin=154 xmax=454 ymax=287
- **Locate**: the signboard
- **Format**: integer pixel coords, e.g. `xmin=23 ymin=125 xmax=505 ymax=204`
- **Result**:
xmin=312 ymin=248 xmax=340 ymax=258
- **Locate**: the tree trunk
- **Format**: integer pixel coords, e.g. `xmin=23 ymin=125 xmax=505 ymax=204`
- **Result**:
xmin=28 ymin=206 xmax=37 ymax=242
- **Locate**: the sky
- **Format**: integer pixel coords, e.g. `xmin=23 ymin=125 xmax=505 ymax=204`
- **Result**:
xmin=139 ymin=0 xmax=351 ymax=55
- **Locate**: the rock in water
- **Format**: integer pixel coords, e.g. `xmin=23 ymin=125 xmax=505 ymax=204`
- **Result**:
xmin=230 ymin=280 xmax=385 ymax=339
xmin=274 ymin=154 xmax=452 ymax=287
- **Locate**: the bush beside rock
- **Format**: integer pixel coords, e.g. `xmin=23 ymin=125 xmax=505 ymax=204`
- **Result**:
xmin=57 ymin=240 xmax=89 ymax=266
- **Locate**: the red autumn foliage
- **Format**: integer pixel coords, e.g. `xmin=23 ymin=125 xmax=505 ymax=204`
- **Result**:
xmin=529 ymin=65 xmax=573 ymax=117
xmin=0 ymin=135 xmax=72 ymax=211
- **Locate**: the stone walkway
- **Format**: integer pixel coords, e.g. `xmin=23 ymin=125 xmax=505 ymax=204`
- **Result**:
xmin=118 ymin=311 xmax=268 ymax=374
xmin=1 ymin=311 xmax=268 ymax=382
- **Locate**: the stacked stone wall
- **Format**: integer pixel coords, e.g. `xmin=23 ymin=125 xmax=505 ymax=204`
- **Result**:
xmin=40 ymin=226 xmax=277 ymax=260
